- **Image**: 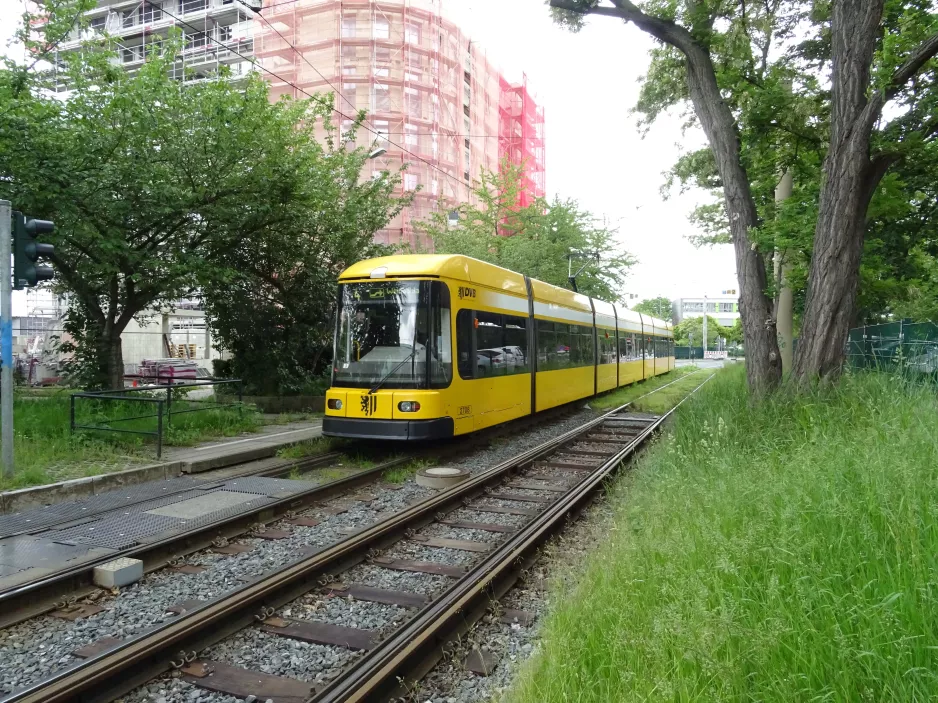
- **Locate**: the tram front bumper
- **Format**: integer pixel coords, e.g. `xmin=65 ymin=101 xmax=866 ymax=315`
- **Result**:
xmin=321 ymin=416 xmax=454 ymax=441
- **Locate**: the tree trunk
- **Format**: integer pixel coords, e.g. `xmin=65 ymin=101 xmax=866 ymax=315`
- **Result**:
xmin=793 ymin=0 xmax=884 ymax=381
xmin=94 ymin=332 xmax=124 ymax=390
xmin=682 ymin=45 xmax=782 ymax=393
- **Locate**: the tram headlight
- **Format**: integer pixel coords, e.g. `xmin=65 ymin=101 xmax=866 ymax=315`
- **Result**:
xmin=397 ymin=401 xmax=421 ymax=413
xmin=328 ymin=399 xmax=343 ymax=410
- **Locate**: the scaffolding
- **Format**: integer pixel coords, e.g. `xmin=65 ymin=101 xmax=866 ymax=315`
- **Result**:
xmin=499 ymin=73 xmax=546 ymax=209
xmin=254 ymin=0 xmax=543 ymax=247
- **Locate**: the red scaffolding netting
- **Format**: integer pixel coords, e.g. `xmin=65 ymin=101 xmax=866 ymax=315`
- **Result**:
xmin=254 ymin=0 xmax=544 ymax=247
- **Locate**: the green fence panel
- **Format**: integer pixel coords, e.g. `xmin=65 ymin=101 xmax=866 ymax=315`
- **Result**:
xmin=847 ymin=321 xmax=938 ymax=375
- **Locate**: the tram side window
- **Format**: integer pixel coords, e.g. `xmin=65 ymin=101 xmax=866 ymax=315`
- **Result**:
xmin=456 ymin=309 xmax=473 ymax=380
xmin=644 ymin=335 xmax=654 ymax=358
xmin=460 ymin=310 xmax=529 ymax=379
xmin=537 ymin=321 xmax=566 ymax=370
xmin=428 ymin=282 xmax=452 ymax=386
xmin=599 ymin=330 xmax=615 ymax=365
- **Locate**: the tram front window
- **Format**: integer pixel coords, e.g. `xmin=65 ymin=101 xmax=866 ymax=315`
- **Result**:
xmin=333 ymin=280 xmax=451 ymax=389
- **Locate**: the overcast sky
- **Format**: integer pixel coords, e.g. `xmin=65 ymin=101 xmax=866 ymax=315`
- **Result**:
xmin=1 ymin=0 xmax=739 ymax=315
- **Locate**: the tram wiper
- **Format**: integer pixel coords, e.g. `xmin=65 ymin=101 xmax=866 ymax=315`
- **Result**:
xmin=368 ymin=346 xmax=418 ymax=395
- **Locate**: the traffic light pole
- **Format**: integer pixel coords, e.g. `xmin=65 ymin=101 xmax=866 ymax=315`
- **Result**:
xmin=0 ymin=200 xmax=13 ymax=479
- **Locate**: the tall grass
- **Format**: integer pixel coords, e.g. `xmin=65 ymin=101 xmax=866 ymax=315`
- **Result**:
xmin=1 ymin=392 xmax=260 ymax=489
xmin=590 ymin=366 xmax=700 ymax=411
xmin=506 ymin=365 xmax=938 ymax=702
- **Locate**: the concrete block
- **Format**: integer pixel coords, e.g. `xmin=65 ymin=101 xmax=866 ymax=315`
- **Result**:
xmin=93 ymin=557 xmax=143 ymax=588
xmin=2 ymin=476 xmax=95 ymax=514
xmin=92 ymin=464 xmax=167 ymax=494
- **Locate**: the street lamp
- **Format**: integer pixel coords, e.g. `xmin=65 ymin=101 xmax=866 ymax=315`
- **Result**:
xmin=368 ymin=147 xmax=388 ymax=159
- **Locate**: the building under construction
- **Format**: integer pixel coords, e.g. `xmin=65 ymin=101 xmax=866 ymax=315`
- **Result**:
xmin=55 ymin=0 xmax=545 ymax=247
xmin=254 ymin=0 xmax=545 ymax=246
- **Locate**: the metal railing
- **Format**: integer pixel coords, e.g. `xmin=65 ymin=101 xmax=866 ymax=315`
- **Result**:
xmin=69 ymin=378 xmax=243 ymax=459
xmin=847 ymin=321 xmax=938 ymax=375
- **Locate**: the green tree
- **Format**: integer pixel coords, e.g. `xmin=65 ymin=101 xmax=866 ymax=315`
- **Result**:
xmin=201 ymin=122 xmax=406 ymax=395
xmin=419 ymin=164 xmax=635 ymax=301
xmin=673 ymin=315 xmax=727 ymax=346
xmin=1 ymin=8 xmax=402 ymax=389
xmin=631 ymin=296 xmax=673 ymax=320
xmin=550 ymin=0 xmax=938 ymax=388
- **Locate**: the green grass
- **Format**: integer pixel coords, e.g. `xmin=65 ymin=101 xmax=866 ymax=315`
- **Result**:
xmin=590 ymin=366 xmax=700 ymax=412
xmin=505 ymin=365 xmax=938 ymax=702
xmin=383 ymin=457 xmax=435 ymax=484
xmin=277 ymin=436 xmax=338 ymax=459
xmin=0 ymin=392 xmax=261 ymax=490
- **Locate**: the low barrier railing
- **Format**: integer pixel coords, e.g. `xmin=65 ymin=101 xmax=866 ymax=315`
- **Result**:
xmin=70 ymin=378 xmax=243 ymax=459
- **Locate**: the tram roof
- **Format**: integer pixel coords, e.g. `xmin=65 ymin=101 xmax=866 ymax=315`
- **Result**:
xmin=339 ymin=255 xmax=672 ymax=333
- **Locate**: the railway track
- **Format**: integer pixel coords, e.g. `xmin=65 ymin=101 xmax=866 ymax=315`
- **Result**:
xmin=0 ymin=371 xmax=712 ymax=703
xmin=0 ymin=398 xmax=589 ymax=629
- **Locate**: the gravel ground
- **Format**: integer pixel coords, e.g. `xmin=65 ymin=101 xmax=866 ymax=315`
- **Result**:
xmin=413 ymin=494 xmax=619 ymax=703
xmin=0 ymin=480 xmax=432 ymax=695
xmin=450 ymin=408 xmax=594 ymax=474
xmin=3 ymin=405 xmax=609 ymax=701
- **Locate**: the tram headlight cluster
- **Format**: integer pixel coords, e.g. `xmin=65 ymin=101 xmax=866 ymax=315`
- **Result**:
xmin=398 ymin=401 xmax=421 ymax=413
xmin=328 ymin=399 xmax=343 ymax=410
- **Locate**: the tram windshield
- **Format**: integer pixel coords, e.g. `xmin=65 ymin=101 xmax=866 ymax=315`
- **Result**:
xmin=333 ymin=280 xmax=452 ymax=389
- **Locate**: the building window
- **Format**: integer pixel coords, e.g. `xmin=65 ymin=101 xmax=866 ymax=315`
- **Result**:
xmin=374 ymin=16 xmax=389 ymax=40
xmin=185 ymin=31 xmax=208 ymax=50
xmin=374 ymin=84 xmax=390 ymax=111
xmin=405 ymin=21 xmax=420 ymax=44
xmin=341 ymin=16 xmax=356 ymax=38
xmin=90 ymin=15 xmax=107 ymax=32
xmin=374 ymin=67 xmax=389 ymax=78
xmin=121 ymin=45 xmax=142 ymax=62
xmin=375 ymin=46 xmax=391 ymax=63
xmin=374 ymin=119 xmax=389 ymax=142
xmin=720 ymin=302 xmax=734 ymax=312
xmin=122 ymin=9 xmax=135 ymax=28
xmin=217 ymin=25 xmax=232 ymax=42
xmin=140 ymin=1 xmax=162 ymax=23
xmin=342 ymin=83 xmax=357 ymax=108
xmin=405 ymin=123 xmax=418 ymax=146
xmin=431 ymin=179 xmax=438 ymax=195
xmin=405 ymin=87 xmax=421 ymax=117
xmin=404 ymin=173 xmax=418 ymax=190
xmin=180 ymin=0 xmax=207 ymax=14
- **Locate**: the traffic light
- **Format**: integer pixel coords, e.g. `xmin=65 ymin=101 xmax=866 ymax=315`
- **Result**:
xmin=12 ymin=211 xmax=55 ymax=290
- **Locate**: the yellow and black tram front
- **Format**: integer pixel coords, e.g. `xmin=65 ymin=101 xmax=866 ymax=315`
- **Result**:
xmin=322 ymin=278 xmax=454 ymax=440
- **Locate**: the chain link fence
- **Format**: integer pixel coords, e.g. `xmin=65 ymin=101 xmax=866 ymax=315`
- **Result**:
xmin=847 ymin=321 xmax=938 ymax=375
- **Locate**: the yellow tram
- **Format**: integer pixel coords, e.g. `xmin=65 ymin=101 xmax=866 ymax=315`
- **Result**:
xmin=323 ymin=255 xmax=674 ymax=440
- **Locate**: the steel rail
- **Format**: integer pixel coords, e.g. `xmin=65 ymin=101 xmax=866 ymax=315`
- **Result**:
xmin=0 ymin=396 xmax=651 ymax=703
xmin=311 ymin=372 xmax=717 ymax=702
xmin=0 ymin=451 xmax=345 ymax=543
xmin=0 ymin=396 xmax=589 ymax=629
xmin=0 ymin=451 xmax=412 ymax=629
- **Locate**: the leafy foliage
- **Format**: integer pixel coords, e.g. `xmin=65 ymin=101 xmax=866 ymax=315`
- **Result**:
xmin=673 ymin=315 xmax=733 ymax=346
xmin=419 ymin=164 xmax=635 ymax=302
xmin=201 ymin=111 xmax=405 ymax=395
xmin=1 ymin=4 xmax=402 ymax=390
xmin=631 ymin=296 xmax=673 ymax=319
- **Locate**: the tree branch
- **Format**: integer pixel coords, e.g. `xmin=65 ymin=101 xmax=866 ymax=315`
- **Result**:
xmin=886 ymin=31 xmax=938 ymax=99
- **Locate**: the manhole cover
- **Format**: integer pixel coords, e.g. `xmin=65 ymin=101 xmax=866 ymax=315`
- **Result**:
xmin=416 ymin=467 xmax=470 ymax=489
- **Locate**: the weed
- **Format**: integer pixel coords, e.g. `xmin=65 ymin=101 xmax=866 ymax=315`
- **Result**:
xmin=277 ymin=437 xmax=334 ymax=459
xmin=590 ymin=366 xmax=700 ymax=412
xmin=506 ymin=366 xmax=938 ymax=702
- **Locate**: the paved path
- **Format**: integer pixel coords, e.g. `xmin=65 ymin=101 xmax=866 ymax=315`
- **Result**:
xmin=161 ymin=419 xmax=323 ymax=470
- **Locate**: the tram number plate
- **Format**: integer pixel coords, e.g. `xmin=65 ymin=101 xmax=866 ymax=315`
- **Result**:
xmin=458 ymin=405 xmax=472 ymax=417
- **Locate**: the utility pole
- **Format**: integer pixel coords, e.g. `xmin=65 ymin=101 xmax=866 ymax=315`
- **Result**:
xmin=775 ymin=170 xmax=794 ymax=374
xmin=702 ymin=295 xmax=708 ymax=359
xmin=1 ymin=201 xmax=12 ymax=480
